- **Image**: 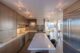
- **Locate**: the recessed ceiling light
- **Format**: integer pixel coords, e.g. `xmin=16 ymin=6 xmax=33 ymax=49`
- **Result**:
xmin=24 ymin=10 xmax=31 ymax=15
xmin=56 ymin=2 xmax=63 ymax=11
xmin=15 ymin=1 xmax=24 ymax=10
xmin=29 ymin=15 xmax=33 ymax=18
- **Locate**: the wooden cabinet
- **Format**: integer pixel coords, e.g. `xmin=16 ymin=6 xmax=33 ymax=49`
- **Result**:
xmin=0 ymin=3 xmax=28 ymax=53
xmin=0 ymin=3 xmax=17 ymax=42
xmin=25 ymin=33 xmax=29 ymax=43
xmin=17 ymin=15 xmax=23 ymax=25
xmin=17 ymin=14 xmax=27 ymax=27
xmin=0 ymin=36 xmax=26 ymax=53
xmin=19 ymin=36 xmax=25 ymax=48
xmin=0 ymin=3 xmax=17 ymax=30
xmin=28 ymin=32 xmax=35 ymax=40
xmin=0 ymin=39 xmax=20 ymax=53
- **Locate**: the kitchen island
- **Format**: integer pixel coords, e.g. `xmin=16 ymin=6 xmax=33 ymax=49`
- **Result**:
xmin=28 ymin=32 xmax=56 ymax=53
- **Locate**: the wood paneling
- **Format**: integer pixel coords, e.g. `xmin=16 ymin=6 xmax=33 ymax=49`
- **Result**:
xmin=64 ymin=0 xmax=80 ymax=19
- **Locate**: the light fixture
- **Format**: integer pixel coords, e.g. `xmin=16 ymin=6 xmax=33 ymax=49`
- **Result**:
xmin=29 ymin=15 xmax=33 ymax=18
xmin=30 ymin=22 xmax=36 ymax=27
xmin=15 ymin=1 xmax=24 ymax=10
xmin=56 ymin=2 xmax=63 ymax=11
xmin=24 ymin=10 xmax=30 ymax=15
xmin=24 ymin=11 xmax=33 ymax=18
xmin=46 ymin=11 xmax=55 ymax=18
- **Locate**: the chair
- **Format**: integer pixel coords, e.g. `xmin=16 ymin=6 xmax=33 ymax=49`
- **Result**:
xmin=50 ymin=39 xmax=56 ymax=47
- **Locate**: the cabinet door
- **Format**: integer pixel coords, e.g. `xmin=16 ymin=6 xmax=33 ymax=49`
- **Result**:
xmin=25 ymin=34 xmax=29 ymax=43
xmin=19 ymin=37 xmax=24 ymax=48
xmin=0 ymin=39 xmax=20 ymax=53
xmin=17 ymin=14 xmax=22 ymax=25
xmin=6 ymin=40 xmax=20 ymax=53
xmin=0 ymin=4 xmax=9 ymax=30
xmin=0 ymin=3 xmax=17 ymax=30
xmin=0 ymin=3 xmax=17 ymax=42
xmin=8 ymin=10 xmax=17 ymax=30
xmin=17 ymin=14 xmax=27 ymax=26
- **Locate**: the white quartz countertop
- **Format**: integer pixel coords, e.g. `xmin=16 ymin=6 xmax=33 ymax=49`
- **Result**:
xmin=28 ymin=33 xmax=56 ymax=50
xmin=0 ymin=30 xmax=37 ymax=48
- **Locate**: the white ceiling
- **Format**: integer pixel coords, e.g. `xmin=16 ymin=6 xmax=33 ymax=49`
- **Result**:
xmin=0 ymin=0 xmax=78 ymax=19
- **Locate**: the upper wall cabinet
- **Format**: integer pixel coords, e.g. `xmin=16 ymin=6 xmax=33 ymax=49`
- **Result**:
xmin=0 ymin=3 xmax=17 ymax=42
xmin=16 ymin=14 xmax=27 ymax=27
xmin=0 ymin=3 xmax=17 ymax=30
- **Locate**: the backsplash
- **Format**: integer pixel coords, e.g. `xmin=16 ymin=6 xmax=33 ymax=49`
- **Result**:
xmin=17 ymin=28 xmax=26 ymax=34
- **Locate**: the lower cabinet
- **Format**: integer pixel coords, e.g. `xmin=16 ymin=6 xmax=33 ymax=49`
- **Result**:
xmin=28 ymin=32 xmax=35 ymax=40
xmin=0 ymin=33 xmax=30 ymax=53
xmin=0 ymin=39 xmax=20 ymax=53
xmin=25 ymin=33 xmax=29 ymax=43
xmin=19 ymin=36 xmax=25 ymax=51
xmin=0 ymin=36 xmax=25 ymax=53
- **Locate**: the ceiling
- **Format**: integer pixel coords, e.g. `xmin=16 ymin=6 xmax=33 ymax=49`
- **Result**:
xmin=0 ymin=0 xmax=78 ymax=19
